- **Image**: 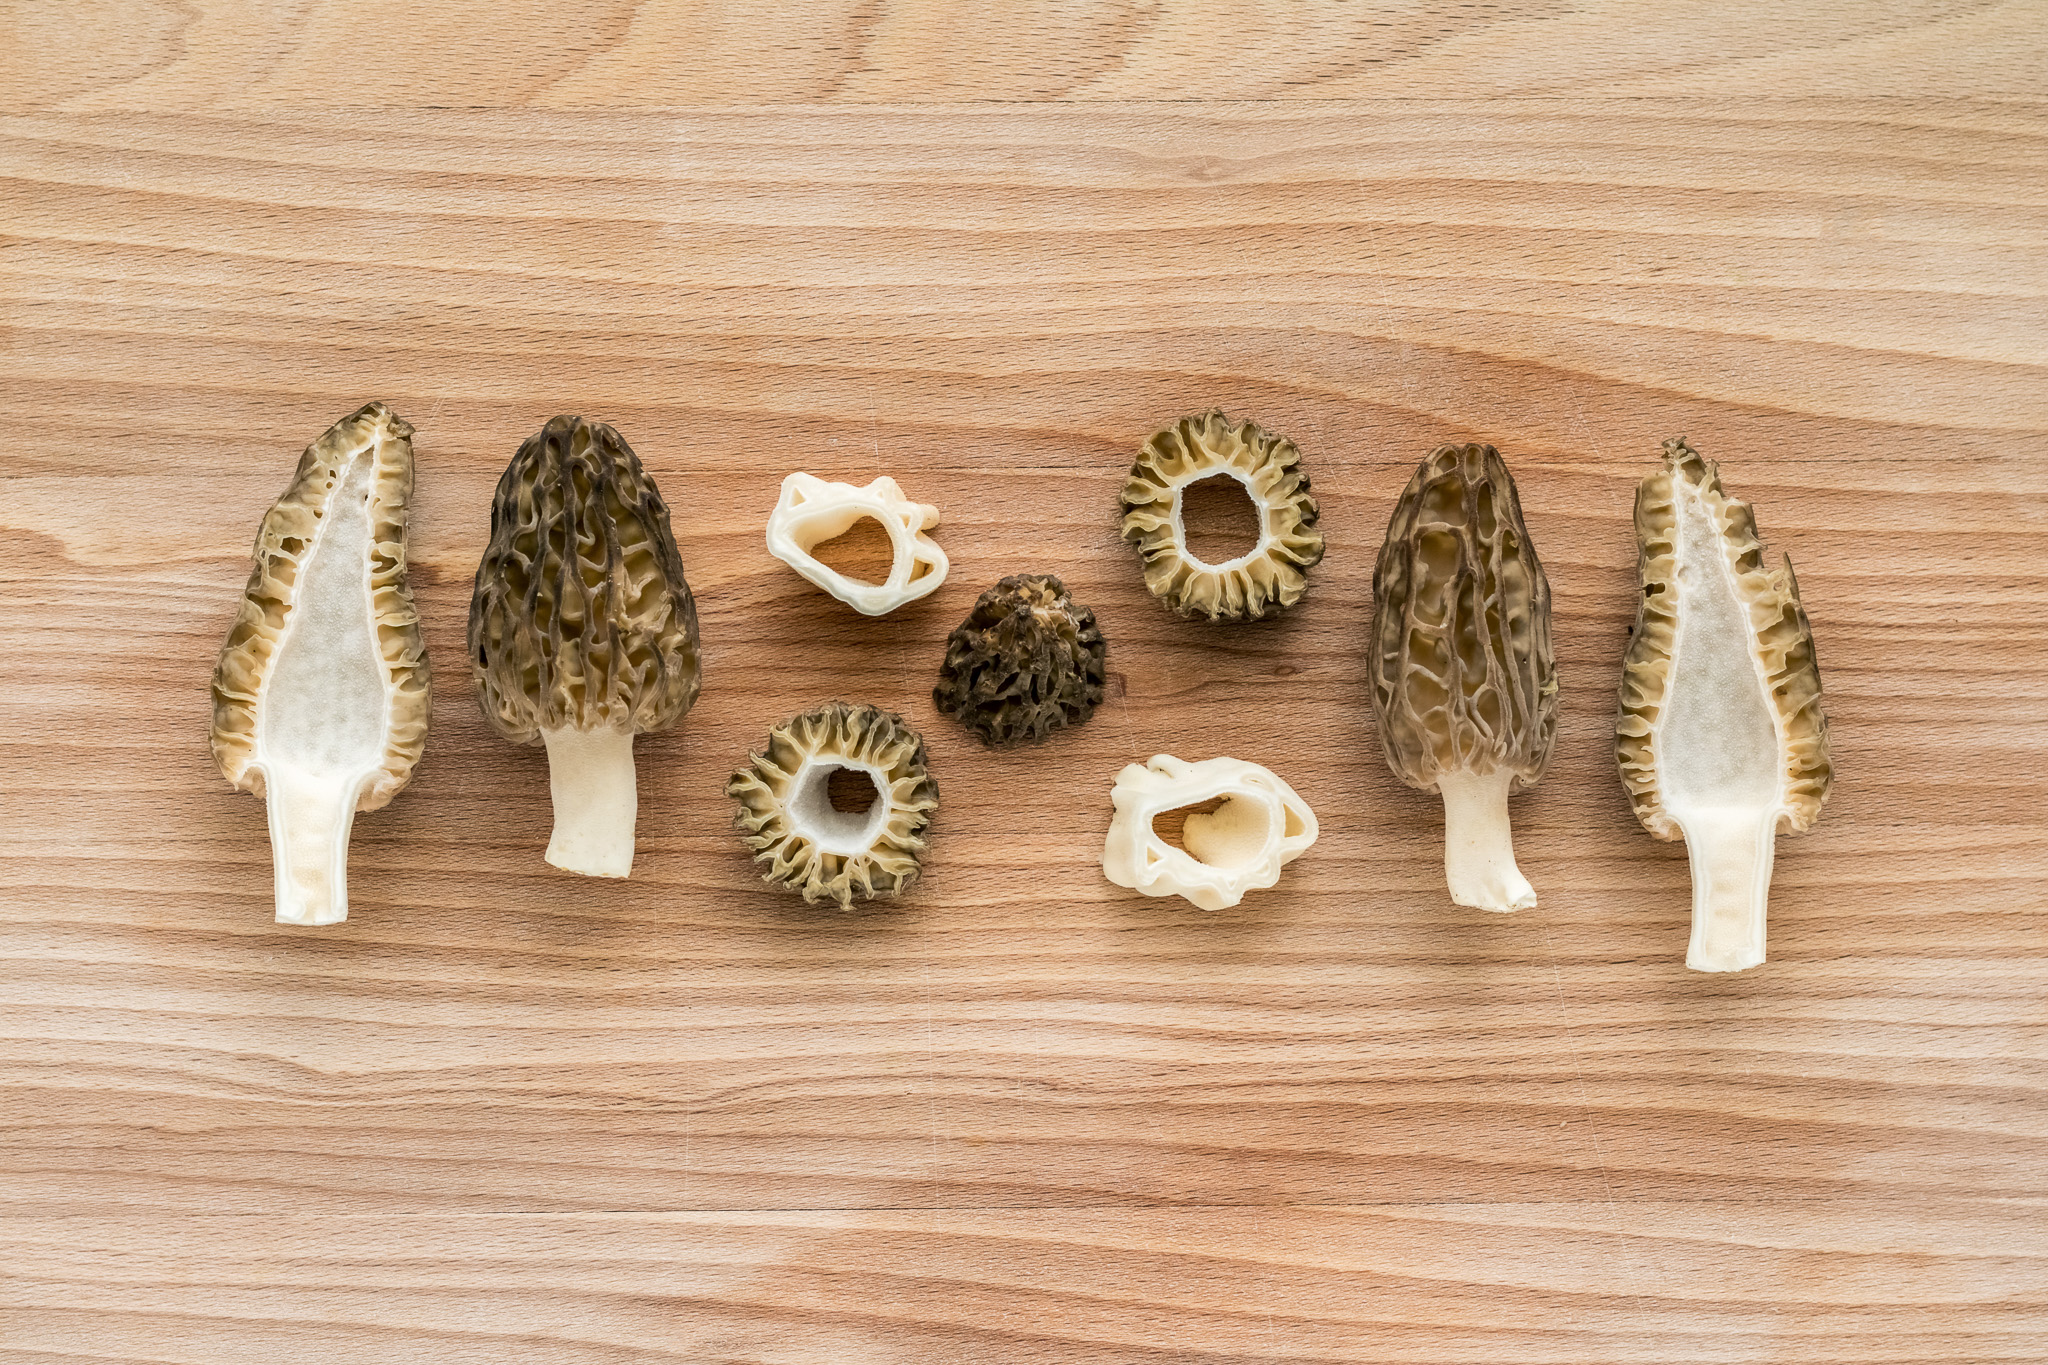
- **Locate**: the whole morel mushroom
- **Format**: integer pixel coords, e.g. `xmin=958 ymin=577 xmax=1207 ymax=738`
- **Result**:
xmin=934 ymin=574 xmax=1107 ymax=747
xmin=1372 ymin=442 xmax=1557 ymax=912
xmin=469 ymin=416 xmax=701 ymax=879
xmin=210 ymin=402 xmax=431 ymax=926
xmin=1616 ymin=438 xmax=1831 ymax=972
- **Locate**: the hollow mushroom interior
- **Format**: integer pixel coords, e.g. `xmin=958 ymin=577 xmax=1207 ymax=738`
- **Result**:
xmin=799 ymin=514 xmax=897 ymax=587
xmin=1659 ymin=481 xmax=1782 ymax=815
xmin=1152 ymin=794 xmax=1274 ymax=871
xmin=787 ymin=760 xmax=891 ymax=856
xmin=253 ymin=449 xmax=389 ymax=921
xmin=1176 ymin=473 xmax=1267 ymax=569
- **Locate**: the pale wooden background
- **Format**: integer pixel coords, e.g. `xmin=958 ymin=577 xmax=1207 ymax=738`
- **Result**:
xmin=3 ymin=3 xmax=2047 ymax=1362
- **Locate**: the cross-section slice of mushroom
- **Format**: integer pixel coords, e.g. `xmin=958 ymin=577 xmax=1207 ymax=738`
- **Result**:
xmin=1101 ymin=755 xmax=1319 ymax=910
xmin=1616 ymin=438 xmax=1831 ymax=972
xmin=727 ymin=702 xmax=939 ymax=906
xmin=469 ymin=416 xmax=702 ymax=879
xmin=210 ymin=402 xmax=431 ymax=926
xmin=1371 ymin=442 xmax=1557 ymax=912
xmin=1119 ymin=410 xmax=1324 ymax=622
xmin=765 ymin=472 xmax=948 ymax=616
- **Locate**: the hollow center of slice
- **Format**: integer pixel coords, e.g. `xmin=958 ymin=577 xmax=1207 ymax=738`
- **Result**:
xmin=790 ymin=760 xmax=890 ymax=855
xmin=1153 ymin=794 xmax=1269 ymax=870
xmin=804 ymin=515 xmax=898 ymax=587
xmin=827 ymin=765 xmax=881 ymax=814
xmin=1178 ymin=474 xmax=1264 ymax=568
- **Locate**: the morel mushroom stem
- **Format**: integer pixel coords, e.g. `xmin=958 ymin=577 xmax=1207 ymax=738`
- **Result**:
xmin=266 ymin=767 xmax=365 ymax=926
xmin=540 ymin=727 xmax=639 ymax=879
xmin=1679 ymin=808 xmax=1776 ymax=973
xmin=1437 ymin=768 xmax=1536 ymax=914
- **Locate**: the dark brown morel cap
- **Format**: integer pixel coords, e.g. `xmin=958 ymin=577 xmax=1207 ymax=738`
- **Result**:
xmin=469 ymin=415 xmax=701 ymax=744
xmin=934 ymin=574 xmax=1108 ymax=747
xmin=1371 ymin=442 xmax=1557 ymax=791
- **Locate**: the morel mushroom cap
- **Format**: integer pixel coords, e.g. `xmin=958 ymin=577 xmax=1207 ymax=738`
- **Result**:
xmin=1371 ymin=442 xmax=1557 ymax=912
xmin=210 ymin=401 xmax=430 ymax=926
xmin=1100 ymin=754 xmax=1319 ymax=911
xmin=933 ymin=574 xmax=1107 ymax=747
xmin=1615 ymin=437 xmax=1831 ymax=972
xmin=469 ymin=415 xmax=701 ymax=878
xmin=1119 ymin=410 xmax=1324 ymax=622
xmin=727 ymin=701 xmax=939 ymax=907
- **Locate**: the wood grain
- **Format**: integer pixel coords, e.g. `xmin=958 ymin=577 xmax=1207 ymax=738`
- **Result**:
xmin=9 ymin=1 xmax=2047 ymax=109
xmin=2 ymin=81 xmax=2046 ymax=1365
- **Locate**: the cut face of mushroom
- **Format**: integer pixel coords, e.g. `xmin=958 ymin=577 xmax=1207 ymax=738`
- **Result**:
xmin=765 ymin=472 xmax=948 ymax=616
xmin=1616 ymin=438 xmax=1831 ymax=972
xmin=1101 ymin=755 xmax=1318 ymax=910
xmin=933 ymin=574 xmax=1108 ymax=747
xmin=727 ymin=702 xmax=940 ymax=906
xmin=469 ymin=416 xmax=701 ymax=879
xmin=211 ymin=402 xmax=430 ymax=926
xmin=1372 ymin=442 xmax=1556 ymax=913
xmin=1119 ymin=410 xmax=1324 ymax=622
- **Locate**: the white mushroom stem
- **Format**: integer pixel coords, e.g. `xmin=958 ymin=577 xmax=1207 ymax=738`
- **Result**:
xmin=1680 ymin=808 xmax=1777 ymax=973
xmin=264 ymin=766 xmax=363 ymax=926
xmin=541 ymin=726 xmax=639 ymax=879
xmin=1436 ymin=767 xmax=1536 ymax=913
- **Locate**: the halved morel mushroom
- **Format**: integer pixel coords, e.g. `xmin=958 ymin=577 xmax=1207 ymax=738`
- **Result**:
xmin=1616 ymin=438 xmax=1831 ymax=973
xmin=1372 ymin=442 xmax=1557 ymax=912
xmin=469 ymin=416 xmax=701 ymax=879
xmin=211 ymin=402 xmax=430 ymax=926
xmin=727 ymin=702 xmax=939 ymax=907
xmin=1101 ymin=755 xmax=1319 ymax=911
xmin=934 ymin=574 xmax=1107 ymax=747
xmin=1119 ymin=410 xmax=1324 ymax=622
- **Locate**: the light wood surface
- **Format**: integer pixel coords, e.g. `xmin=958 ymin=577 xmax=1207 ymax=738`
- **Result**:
xmin=3 ymin=8 xmax=2047 ymax=1359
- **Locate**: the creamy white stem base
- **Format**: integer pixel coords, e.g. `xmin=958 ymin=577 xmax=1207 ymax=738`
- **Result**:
xmin=264 ymin=767 xmax=366 ymax=925
xmin=1680 ymin=808 xmax=1776 ymax=972
xmin=1436 ymin=767 xmax=1536 ymax=913
xmin=542 ymin=727 xmax=639 ymax=878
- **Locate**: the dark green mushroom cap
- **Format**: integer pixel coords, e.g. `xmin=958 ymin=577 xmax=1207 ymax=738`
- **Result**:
xmin=469 ymin=415 xmax=701 ymax=745
xmin=934 ymin=574 xmax=1108 ymax=747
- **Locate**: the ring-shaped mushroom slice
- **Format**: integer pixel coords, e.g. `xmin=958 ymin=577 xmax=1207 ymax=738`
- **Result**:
xmin=727 ymin=702 xmax=940 ymax=906
xmin=1616 ymin=438 xmax=1831 ymax=972
xmin=211 ymin=401 xmax=431 ymax=926
xmin=766 ymin=472 xmax=949 ymax=616
xmin=1101 ymin=755 xmax=1319 ymax=911
xmin=1119 ymin=410 xmax=1324 ymax=622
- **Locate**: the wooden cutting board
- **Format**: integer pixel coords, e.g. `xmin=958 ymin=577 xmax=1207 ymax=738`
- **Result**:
xmin=3 ymin=6 xmax=2045 ymax=1361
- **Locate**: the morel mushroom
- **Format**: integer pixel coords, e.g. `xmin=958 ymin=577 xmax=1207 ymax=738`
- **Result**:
xmin=1372 ymin=442 xmax=1557 ymax=912
xmin=727 ymin=702 xmax=939 ymax=906
xmin=934 ymin=574 xmax=1107 ymax=747
xmin=210 ymin=402 xmax=430 ymax=926
xmin=1101 ymin=754 xmax=1319 ymax=911
xmin=1119 ymin=410 xmax=1324 ymax=622
xmin=765 ymin=472 xmax=949 ymax=616
xmin=1616 ymin=438 xmax=1831 ymax=972
xmin=469 ymin=416 xmax=701 ymax=879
